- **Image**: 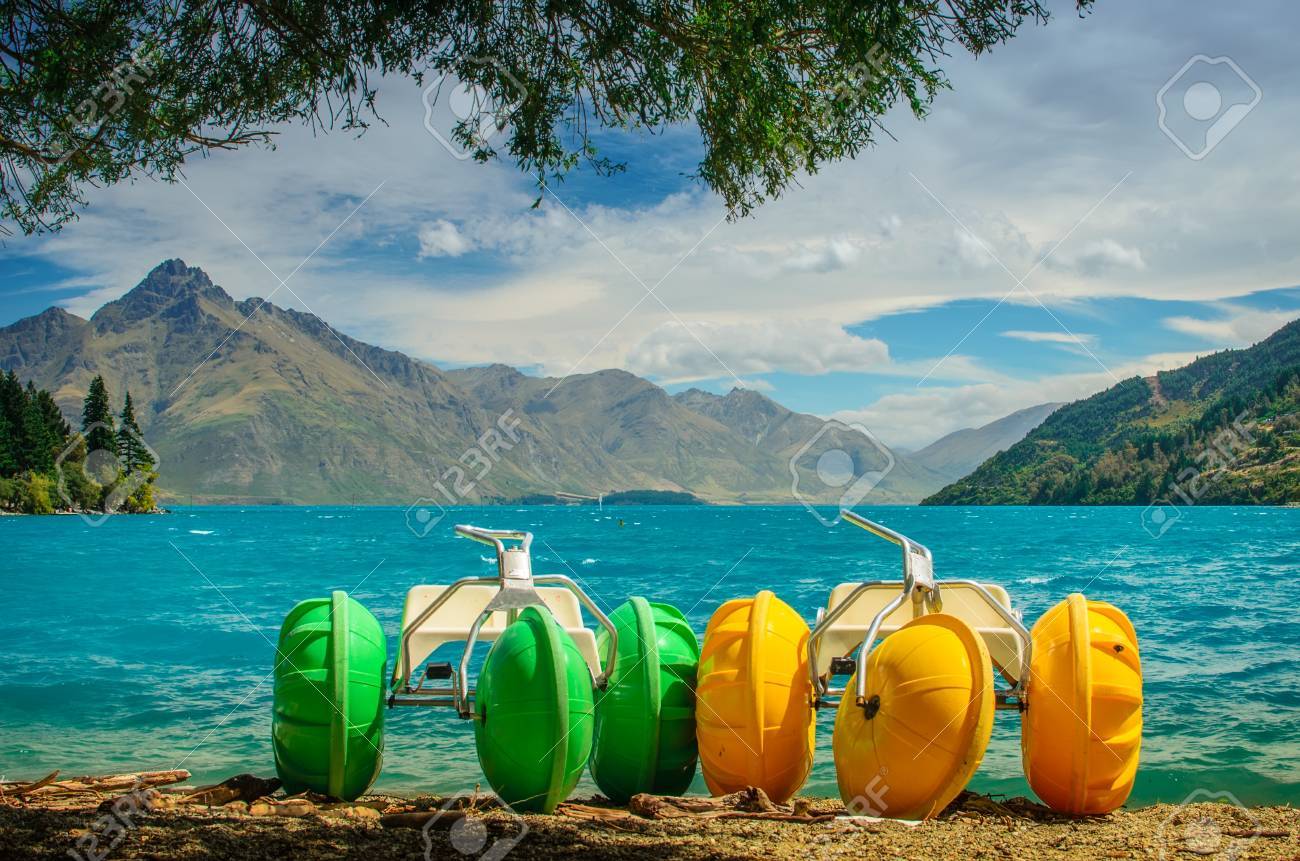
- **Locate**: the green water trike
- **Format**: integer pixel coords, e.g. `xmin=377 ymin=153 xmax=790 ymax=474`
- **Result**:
xmin=270 ymin=524 xmax=699 ymax=812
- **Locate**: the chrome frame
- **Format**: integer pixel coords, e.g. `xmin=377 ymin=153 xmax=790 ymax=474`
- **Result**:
xmin=389 ymin=524 xmax=618 ymax=718
xmin=806 ymin=510 xmax=1033 ymax=713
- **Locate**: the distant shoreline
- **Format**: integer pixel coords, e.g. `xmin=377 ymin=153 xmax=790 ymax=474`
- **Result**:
xmin=0 ymin=507 xmax=167 ymax=517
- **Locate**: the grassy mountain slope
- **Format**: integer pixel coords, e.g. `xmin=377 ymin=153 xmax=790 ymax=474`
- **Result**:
xmin=924 ymin=320 xmax=1300 ymax=505
xmin=445 ymin=364 xmax=790 ymax=501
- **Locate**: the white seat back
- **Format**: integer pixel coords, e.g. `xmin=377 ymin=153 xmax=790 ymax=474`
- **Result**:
xmin=825 ymin=582 xmax=914 ymax=629
xmin=535 ymin=589 xmax=602 ymax=673
xmin=815 ymin=582 xmax=1024 ymax=682
xmin=400 ymin=583 xmax=602 ymax=679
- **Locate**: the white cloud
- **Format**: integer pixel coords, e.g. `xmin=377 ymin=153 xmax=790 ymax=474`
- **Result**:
xmin=719 ymin=235 xmax=866 ymax=278
xmin=783 ymin=238 xmax=862 ymax=273
xmin=833 ymin=351 xmax=1206 ymax=448
xmin=626 ymin=319 xmax=890 ymax=383
xmin=1164 ymin=306 xmax=1294 ymax=347
xmin=954 ymin=229 xmax=996 ymax=269
xmin=1047 ymin=238 xmax=1145 ymax=277
xmin=1001 ymin=329 xmax=1096 ymax=345
xmin=417 ymin=219 xmax=471 ymax=257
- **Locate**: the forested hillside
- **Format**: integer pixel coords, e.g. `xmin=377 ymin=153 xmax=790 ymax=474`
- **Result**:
xmin=925 ymin=319 xmax=1300 ymax=505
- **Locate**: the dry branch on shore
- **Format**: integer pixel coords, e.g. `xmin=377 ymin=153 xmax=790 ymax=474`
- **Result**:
xmin=0 ymin=770 xmax=192 ymax=809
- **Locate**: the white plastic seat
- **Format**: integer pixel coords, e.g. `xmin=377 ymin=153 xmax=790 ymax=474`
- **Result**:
xmin=399 ymin=584 xmax=602 ymax=677
xmin=530 ymin=588 xmax=602 ymax=674
xmin=815 ymin=582 xmax=1024 ymax=682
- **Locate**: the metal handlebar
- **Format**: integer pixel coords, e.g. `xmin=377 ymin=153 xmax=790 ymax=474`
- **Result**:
xmin=842 ymin=510 xmax=933 ymax=570
xmin=454 ymin=524 xmax=532 ymax=555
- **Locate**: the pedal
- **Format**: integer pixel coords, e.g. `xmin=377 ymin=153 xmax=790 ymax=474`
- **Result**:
xmin=425 ymin=662 xmax=454 ymax=681
xmin=830 ymin=656 xmax=857 ymax=677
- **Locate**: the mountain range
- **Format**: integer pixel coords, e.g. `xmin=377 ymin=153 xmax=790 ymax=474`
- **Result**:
xmin=0 ymin=261 xmax=1055 ymax=507
xmin=0 ymin=260 xmax=1061 ymax=506
xmin=909 ymin=402 xmax=1062 ymax=477
xmin=926 ymin=318 xmax=1300 ymax=505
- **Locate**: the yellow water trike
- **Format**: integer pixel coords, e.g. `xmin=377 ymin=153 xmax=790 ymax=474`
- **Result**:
xmin=695 ymin=510 xmax=1142 ymax=818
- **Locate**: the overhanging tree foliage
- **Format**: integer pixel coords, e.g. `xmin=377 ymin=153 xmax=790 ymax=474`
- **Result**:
xmin=1 ymin=0 xmax=1091 ymax=234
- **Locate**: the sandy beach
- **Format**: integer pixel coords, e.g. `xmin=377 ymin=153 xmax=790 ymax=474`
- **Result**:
xmin=3 ymin=775 xmax=1296 ymax=861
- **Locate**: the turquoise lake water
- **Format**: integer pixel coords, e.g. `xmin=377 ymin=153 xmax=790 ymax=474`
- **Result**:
xmin=1 ymin=504 xmax=1297 ymax=808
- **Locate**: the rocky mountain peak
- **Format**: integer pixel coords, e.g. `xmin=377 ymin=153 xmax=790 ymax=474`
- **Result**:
xmin=723 ymin=386 xmax=776 ymax=406
xmin=92 ymin=259 xmax=230 ymax=333
xmin=137 ymin=259 xmax=224 ymax=296
xmin=15 ymin=306 xmax=86 ymax=331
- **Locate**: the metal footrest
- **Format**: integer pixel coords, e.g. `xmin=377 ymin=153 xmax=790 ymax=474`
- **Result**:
xmin=829 ymin=656 xmax=857 ymax=677
xmin=425 ymin=662 xmax=454 ymax=680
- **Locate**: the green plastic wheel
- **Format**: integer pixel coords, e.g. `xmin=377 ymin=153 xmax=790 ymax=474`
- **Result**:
xmin=474 ymin=606 xmax=594 ymax=813
xmin=590 ymin=598 xmax=699 ymax=803
xmin=271 ymin=590 xmax=387 ymax=800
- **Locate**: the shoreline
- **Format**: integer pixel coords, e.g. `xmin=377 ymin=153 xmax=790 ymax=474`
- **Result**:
xmin=0 ymin=507 xmax=167 ymax=516
xmin=3 ymin=783 xmax=1296 ymax=860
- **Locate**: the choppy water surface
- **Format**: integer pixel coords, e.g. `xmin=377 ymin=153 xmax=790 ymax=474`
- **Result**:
xmin=1 ymin=504 xmax=1297 ymax=807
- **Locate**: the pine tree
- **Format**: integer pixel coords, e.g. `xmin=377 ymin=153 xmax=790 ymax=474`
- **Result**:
xmin=35 ymin=389 xmax=69 ymax=465
xmin=81 ymin=375 xmax=115 ymax=455
xmin=0 ymin=408 xmax=17 ymax=476
xmin=0 ymin=371 xmax=23 ymax=434
xmin=20 ymin=382 xmax=52 ymax=473
xmin=0 ymin=372 xmax=21 ymax=476
xmin=116 ymin=391 xmax=154 ymax=472
xmin=0 ymin=377 xmax=75 ymax=479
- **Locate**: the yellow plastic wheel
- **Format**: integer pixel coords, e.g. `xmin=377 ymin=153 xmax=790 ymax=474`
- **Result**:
xmin=695 ymin=590 xmax=815 ymax=803
xmin=1022 ymin=594 xmax=1142 ymax=815
xmin=832 ymin=613 xmax=994 ymax=820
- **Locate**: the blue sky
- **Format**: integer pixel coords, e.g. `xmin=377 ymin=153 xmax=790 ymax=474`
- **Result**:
xmin=2 ymin=1 xmax=1299 ymax=447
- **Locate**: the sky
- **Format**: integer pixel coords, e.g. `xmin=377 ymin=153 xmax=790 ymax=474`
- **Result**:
xmin=2 ymin=1 xmax=1299 ymax=449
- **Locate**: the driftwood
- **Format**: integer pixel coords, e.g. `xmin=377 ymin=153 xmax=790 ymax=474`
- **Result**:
xmin=0 ymin=770 xmax=61 ymax=796
xmin=2 ymin=768 xmax=399 ymax=825
xmin=626 ymin=787 xmax=835 ymax=822
xmin=554 ymin=803 xmax=657 ymax=832
xmin=242 ymin=793 xmax=388 ymax=821
xmin=2 ymin=770 xmax=190 ymax=798
xmin=319 ymin=804 xmax=382 ymax=822
xmin=249 ymin=796 xmax=317 ymax=818
xmin=552 ymin=787 xmax=837 ymax=828
xmin=180 ymin=774 xmax=281 ymax=806
xmin=2 ymin=770 xmax=193 ymax=810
